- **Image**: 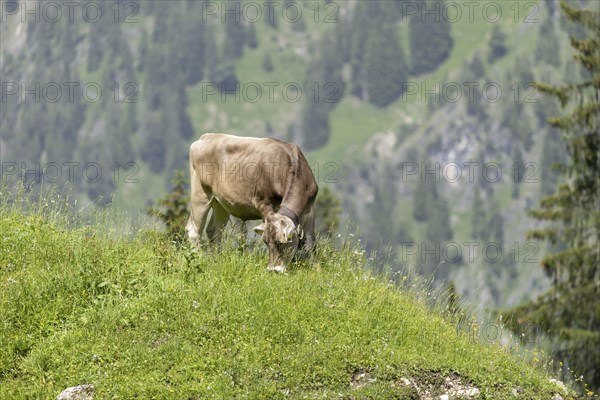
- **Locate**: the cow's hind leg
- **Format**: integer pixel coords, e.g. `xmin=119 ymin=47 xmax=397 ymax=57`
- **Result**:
xmin=206 ymin=201 xmax=230 ymax=245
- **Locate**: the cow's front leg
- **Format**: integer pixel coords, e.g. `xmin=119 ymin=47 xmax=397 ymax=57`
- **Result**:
xmin=187 ymin=179 xmax=211 ymax=245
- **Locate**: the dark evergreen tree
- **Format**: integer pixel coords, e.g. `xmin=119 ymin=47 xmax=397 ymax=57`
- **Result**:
xmin=410 ymin=0 xmax=454 ymax=75
xmin=263 ymin=53 xmax=274 ymax=72
xmin=264 ymin=3 xmax=278 ymax=29
xmin=539 ymin=127 xmax=565 ymax=197
xmin=106 ymin=102 xmax=134 ymax=166
xmin=535 ymin=92 xmax=561 ymax=127
xmin=470 ymin=190 xmax=489 ymax=242
xmin=511 ymin=145 xmax=525 ymax=199
xmin=176 ymin=91 xmax=195 ymax=141
xmin=422 ymin=177 xmax=453 ymax=279
xmin=291 ymin=12 xmax=307 ymax=32
xmin=146 ymin=171 xmax=190 ymax=243
xmin=301 ymin=98 xmax=330 ymax=151
xmin=315 ymin=186 xmax=342 ymax=238
xmin=535 ymin=17 xmax=561 ymax=67
xmin=466 ymin=86 xmax=488 ymax=121
xmin=152 ymin=5 xmax=170 ymax=43
xmin=349 ymin=0 xmax=403 ymax=99
xmin=204 ymin=26 xmax=220 ymax=82
xmin=488 ymin=26 xmax=508 ymax=63
xmin=349 ymin=1 xmax=380 ymax=99
xmin=145 ymin=46 xmax=167 ymax=110
xmin=544 ymin=0 xmax=558 ymax=16
xmin=87 ymin=15 xmax=108 ymax=72
xmin=121 ymin=102 xmax=138 ymax=137
xmin=514 ymin=55 xmax=535 ymax=88
xmin=425 ymin=188 xmax=453 ymax=243
xmin=224 ymin=18 xmax=246 ymax=60
xmin=246 ymin=24 xmax=258 ymax=49
xmin=488 ymin=200 xmax=504 ymax=246
xmin=300 ymin=33 xmax=345 ymax=150
xmin=467 ymin=52 xmax=486 ymax=81
xmin=140 ymin=112 xmax=167 ymax=174
xmin=213 ymin=63 xmax=239 ymax=94
xmin=138 ymin=30 xmax=149 ymax=72
xmin=366 ymin=168 xmax=413 ymax=252
xmin=181 ymin=3 xmax=206 ymax=86
xmin=412 ymin=178 xmax=429 ymax=222
xmin=370 ymin=171 xmax=398 ymax=246
xmin=77 ymin=132 xmax=116 ymax=205
xmin=510 ymin=2 xmax=600 ymax=392
xmin=365 ymin=23 xmax=409 ymax=108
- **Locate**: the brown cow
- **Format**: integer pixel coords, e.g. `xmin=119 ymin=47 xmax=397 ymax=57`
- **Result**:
xmin=185 ymin=133 xmax=318 ymax=272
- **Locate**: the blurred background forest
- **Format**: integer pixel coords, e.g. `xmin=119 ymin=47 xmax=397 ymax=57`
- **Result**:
xmin=1 ymin=0 xmax=598 ymax=392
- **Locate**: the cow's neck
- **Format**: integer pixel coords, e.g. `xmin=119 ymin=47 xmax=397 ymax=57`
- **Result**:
xmin=278 ymin=205 xmax=299 ymax=226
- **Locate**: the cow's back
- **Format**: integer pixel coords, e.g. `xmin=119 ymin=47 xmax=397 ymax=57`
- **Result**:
xmin=189 ymin=133 xmax=301 ymax=219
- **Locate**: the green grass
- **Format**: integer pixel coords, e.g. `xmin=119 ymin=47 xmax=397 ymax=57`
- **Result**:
xmin=0 ymin=189 xmax=572 ymax=399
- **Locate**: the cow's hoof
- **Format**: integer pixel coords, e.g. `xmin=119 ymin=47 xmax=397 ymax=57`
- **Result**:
xmin=267 ymin=265 xmax=286 ymax=274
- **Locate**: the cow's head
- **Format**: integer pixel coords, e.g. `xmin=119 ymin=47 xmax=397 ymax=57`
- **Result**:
xmin=253 ymin=212 xmax=298 ymax=272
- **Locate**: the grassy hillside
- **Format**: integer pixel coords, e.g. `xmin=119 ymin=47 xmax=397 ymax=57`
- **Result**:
xmin=0 ymin=190 xmax=572 ymax=399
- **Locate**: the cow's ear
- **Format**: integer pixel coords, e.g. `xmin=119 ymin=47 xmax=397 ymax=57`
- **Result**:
xmin=253 ymin=223 xmax=265 ymax=235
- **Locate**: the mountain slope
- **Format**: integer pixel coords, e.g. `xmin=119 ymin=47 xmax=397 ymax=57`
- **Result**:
xmin=0 ymin=192 xmax=572 ymax=399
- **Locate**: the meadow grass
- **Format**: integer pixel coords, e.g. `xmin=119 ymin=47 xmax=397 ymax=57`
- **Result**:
xmin=0 ymin=188 xmax=571 ymax=399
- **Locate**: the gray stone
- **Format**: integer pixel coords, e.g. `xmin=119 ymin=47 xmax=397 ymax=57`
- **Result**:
xmin=57 ymin=384 xmax=94 ymax=400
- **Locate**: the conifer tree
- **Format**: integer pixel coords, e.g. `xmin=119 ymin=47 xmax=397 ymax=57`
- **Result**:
xmin=535 ymin=17 xmax=561 ymax=67
xmin=410 ymin=0 xmax=454 ymax=75
xmin=246 ymin=24 xmax=258 ymax=49
xmin=511 ymin=145 xmax=525 ymax=199
xmin=140 ymin=112 xmax=167 ymax=174
xmin=365 ymin=23 xmax=408 ymax=108
xmin=509 ymin=2 xmax=600 ymax=391
xmin=349 ymin=1 xmax=377 ymax=99
xmin=412 ymin=178 xmax=429 ymax=222
xmin=539 ymin=127 xmax=565 ymax=197
xmin=300 ymin=33 xmax=345 ymax=150
xmin=180 ymin=3 xmax=206 ymax=86
xmin=146 ymin=171 xmax=190 ymax=243
xmin=263 ymin=53 xmax=274 ymax=72
xmin=224 ymin=18 xmax=246 ymax=60
xmin=471 ymin=190 xmax=488 ymax=242
xmin=315 ymin=186 xmax=342 ymax=238
xmin=488 ymin=26 xmax=508 ymax=63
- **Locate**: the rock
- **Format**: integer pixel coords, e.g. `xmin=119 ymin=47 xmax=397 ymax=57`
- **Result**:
xmin=57 ymin=385 xmax=94 ymax=400
xmin=399 ymin=377 xmax=412 ymax=386
xmin=350 ymin=370 xmax=375 ymax=389
xmin=266 ymin=265 xmax=286 ymax=273
xmin=512 ymin=386 xmax=523 ymax=396
xmin=549 ymin=378 xmax=567 ymax=392
xmin=454 ymin=387 xmax=480 ymax=397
